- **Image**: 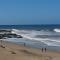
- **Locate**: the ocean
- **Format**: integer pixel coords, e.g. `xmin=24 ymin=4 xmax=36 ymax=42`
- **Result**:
xmin=1 ymin=25 xmax=60 ymax=51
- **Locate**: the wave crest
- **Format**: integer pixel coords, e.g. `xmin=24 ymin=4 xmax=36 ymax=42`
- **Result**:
xmin=12 ymin=29 xmax=60 ymax=46
xmin=54 ymin=29 xmax=60 ymax=32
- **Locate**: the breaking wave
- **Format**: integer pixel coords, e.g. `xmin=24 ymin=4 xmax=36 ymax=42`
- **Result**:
xmin=54 ymin=29 xmax=60 ymax=32
xmin=12 ymin=29 xmax=60 ymax=46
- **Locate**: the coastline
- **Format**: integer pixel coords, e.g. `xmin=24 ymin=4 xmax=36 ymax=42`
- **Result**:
xmin=2 ymin=38 xmax=60 ymax=52
xmin=0 ymin=40 xmax=60 ymax=60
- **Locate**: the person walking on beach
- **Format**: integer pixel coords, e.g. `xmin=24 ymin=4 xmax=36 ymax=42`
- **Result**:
xmin=41 ymin=48 xmax=47 ymax=52
xmin=42 ymin=48 xmax=43 ymax=52
xmin=24 ymin=43 xmax=26 ymax=47
xmin=45 ymin=48 xmax=47 ymax=52
xmin=1 ymin=40 xmax=2 ymax=45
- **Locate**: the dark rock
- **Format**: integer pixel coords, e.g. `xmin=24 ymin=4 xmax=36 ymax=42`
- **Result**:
xmin=0 ymin=35 xmax=4 ymax=39
xmin=17 ymin=35 xmax=23 ymax=38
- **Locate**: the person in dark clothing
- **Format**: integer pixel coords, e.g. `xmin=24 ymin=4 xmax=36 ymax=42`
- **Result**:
xmin=42 ymin=48 xmax=43 ymax=52
xmin=45 ymin=48 xmax=47 ymax=52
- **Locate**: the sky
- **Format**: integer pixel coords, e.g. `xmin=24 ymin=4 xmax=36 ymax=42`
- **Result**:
xmin=0 ymin=0 xmax=60 ymax=25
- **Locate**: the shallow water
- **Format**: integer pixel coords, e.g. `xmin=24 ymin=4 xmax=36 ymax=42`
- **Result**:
xmin=11 ymin=29 xmax=60 ymax=47
xmin=1 ymin=38 xmax=60 ymax=52
xmin=0 ymin=25 xmax=60 ymax=51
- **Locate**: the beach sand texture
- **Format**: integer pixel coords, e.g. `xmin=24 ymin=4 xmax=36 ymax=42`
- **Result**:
xmin=0 ymin=41 xmax=60 ymax=60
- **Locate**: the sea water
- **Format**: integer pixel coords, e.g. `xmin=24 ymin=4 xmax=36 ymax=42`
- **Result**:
xmin=1 ymin=25 xmax=60 ymax=51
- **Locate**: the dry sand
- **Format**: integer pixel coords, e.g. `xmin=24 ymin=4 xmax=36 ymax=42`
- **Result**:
xmin=0 ymin=40 xmax=60 ymax=60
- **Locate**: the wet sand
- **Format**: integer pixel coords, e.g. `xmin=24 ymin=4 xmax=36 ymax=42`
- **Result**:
xmin=0 ymin=40 xmax=60 ymax=60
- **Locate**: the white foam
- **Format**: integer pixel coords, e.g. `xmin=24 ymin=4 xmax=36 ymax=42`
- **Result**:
xmin=12 ymin=29 xmax=60 ymax=46
xmin=54 ymin=29 xmax=60 ymax=32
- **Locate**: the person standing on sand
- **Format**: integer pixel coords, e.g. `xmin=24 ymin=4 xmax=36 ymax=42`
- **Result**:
xmin=24 ymin=43 xmax=26 ymax=47
xmin=45 ymin=48 xmax=47 ymax=52
xmin=41 ymin=48 xmax=47 ymax=52
xmin=42 ymin=48 xmax=43 ymax=52
xmin=1 ymin=40 xmax=2 ymax=45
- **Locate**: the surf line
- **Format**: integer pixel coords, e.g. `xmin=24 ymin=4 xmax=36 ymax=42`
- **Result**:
xmin=12 ymin=29 xmax=60 ymax=46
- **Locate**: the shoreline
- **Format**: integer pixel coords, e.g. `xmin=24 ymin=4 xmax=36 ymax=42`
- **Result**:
xmin=2 ymin=38 xmax=60 ymax=52
xmin=0 ymin=38 xmax=60 ymax=52
xmin=0 ymin=40 xmax=60 ymax=60
xmin=0 ymin=28 xmax=60 ymax=52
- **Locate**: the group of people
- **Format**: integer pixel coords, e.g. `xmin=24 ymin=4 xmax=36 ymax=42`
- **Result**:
xmin=23 ymin=42 xmax=47 ymax=52
xmin=41 ymin=48 xmax=47 ymax=52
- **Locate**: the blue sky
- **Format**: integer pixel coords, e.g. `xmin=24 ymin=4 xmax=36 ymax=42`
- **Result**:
xmin=0 ymin=0 xmax=60 ymax=25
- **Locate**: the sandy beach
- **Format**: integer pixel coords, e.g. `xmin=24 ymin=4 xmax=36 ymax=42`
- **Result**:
xmin=0 ymin=40 xmax=59 ymax=60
